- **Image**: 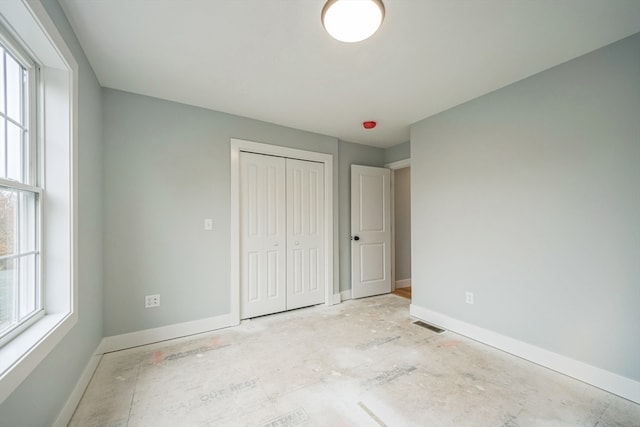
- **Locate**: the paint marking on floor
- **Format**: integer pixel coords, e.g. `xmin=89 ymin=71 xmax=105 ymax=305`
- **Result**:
xmin=364 ymin=365 xmax=417 ymax=388
xmin=258 ymin=408 xmax=309 ymax=427
xmin=355 ymin=335 xmax=401 ymax=350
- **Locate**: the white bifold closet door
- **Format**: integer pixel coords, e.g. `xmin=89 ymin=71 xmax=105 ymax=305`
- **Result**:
xmin=240 ymin=152 xmax=324 ymax=319
xmin=286 ymin=158 xmax=325 ymax=310
xmin=240 ymin=153 xmax=287 ymax=318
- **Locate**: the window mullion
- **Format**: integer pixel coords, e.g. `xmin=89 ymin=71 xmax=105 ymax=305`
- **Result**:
xmin=0 ymin=250 xmax=38 ymax=262
xmin=20 ymin=67 xmax=24 ymax=184
xmin=28 ymin=66 xmax=37 ymax=187
xmin=16 ymin=188 xmax=21 ymax=319
xmin=3 ymin=51 xmax=7 ymax=179
xmin=0 ymin=113 xmax=27 ymax=130
xmin=0 ymin=179 xmax=40 ymax=193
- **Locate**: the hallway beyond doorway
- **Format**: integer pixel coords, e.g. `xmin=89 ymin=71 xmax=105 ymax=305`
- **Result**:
xmin=392 ymin=286 xmax=411 ymax=300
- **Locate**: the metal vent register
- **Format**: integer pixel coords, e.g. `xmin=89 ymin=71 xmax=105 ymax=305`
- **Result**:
xmin=413 ymin=320 xmax=445 ymax=334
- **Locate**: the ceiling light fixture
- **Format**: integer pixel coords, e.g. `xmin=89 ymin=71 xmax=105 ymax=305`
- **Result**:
xmin=321 ymin=0 xmax=385 ymax=43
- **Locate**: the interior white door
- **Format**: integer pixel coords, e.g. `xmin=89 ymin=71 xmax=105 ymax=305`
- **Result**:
xmin=240 ymin=152 xmax=286 ymax=319
xmin=286 ymin=158 xmax=325 ymax=309
xmin=351 ymin=165 xmax=391 ymax=298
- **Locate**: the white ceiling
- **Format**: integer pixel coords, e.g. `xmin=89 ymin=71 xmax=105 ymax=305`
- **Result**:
xmin=60 ymin=0 xmax=640 ymax=148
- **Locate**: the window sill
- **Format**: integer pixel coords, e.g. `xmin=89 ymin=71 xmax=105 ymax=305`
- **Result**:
xmin=0 ymin=311 xmax=76 ymax=403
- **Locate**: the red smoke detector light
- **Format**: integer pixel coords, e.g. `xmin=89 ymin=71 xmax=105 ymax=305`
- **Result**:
xmin=363 ymin=121 xmax=377 ymax=129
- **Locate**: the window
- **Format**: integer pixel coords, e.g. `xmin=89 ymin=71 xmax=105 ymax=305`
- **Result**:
xmin=0 ymin=0 xmax=77 ymax=404
xmin=0 ymin=33 xmax=41 ymax=348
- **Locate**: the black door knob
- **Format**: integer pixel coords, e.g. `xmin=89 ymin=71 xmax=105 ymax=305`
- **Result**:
xmin=353 ymin=236 xmax=360 ymax=241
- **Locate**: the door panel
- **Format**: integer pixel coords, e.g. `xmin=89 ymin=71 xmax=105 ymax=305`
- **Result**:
xmin=360 ymin=243 xmax=385 ymax=282
xmin=286 ymin=158 xmax=325 ymax=309
xmin=360 ymin=174 xmax=385 ymax=231
xmin=351 ymin=165 xmax=391 ymax=298
xmin=240 ymin=152 xmax=286 ymax=318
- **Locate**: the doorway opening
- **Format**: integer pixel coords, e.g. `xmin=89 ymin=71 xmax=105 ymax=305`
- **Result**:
xmin=388 ymin=159 xmax=411 ymax=301
xmin=348 ymin=159 xmax=411 ymax=302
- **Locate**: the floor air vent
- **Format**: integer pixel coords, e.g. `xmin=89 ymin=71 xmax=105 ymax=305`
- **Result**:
xmin=413 ymin=320 xmax=445 ymax=334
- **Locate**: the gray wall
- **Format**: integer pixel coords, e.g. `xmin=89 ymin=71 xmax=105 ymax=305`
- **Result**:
xmin=0 ymin=1 xmax=104 ymax=425
xmin=384 ymin=141 xmax=410 ymax=164
xmin=103 ymin=91 xmax=394 ymax=334
xmin=338 ymin=141 xmax=386 ymax=292
xmin=103 ymin=89 xmax=340 ymax=335
xmin=410 ymin=33 xmax=640 ymax=381
xmin=394 ymin=167 xmax=411 ymax=281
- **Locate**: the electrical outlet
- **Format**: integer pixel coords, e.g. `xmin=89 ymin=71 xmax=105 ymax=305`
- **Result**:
xmin=145 ymin=294 xmax=160 ymax=308
xmin=465 ymin=292 xmax=474 ymax=305
xmin=204 ymin=218 xmax=214 ymax=230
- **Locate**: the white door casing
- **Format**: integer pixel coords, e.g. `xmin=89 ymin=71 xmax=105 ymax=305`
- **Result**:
xmin=287 ymin=159 xmax=325 ymax=309
xmin=240 ymin=152 xmax=287 ymax=318
xmin=386 ymin=158 xmax=411 ymax=292
xmin=351 ymin=165 xmax=391 ymax=299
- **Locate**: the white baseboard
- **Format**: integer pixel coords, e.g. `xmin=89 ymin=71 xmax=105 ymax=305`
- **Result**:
xmin=395 ymin=278 xmax=411 ymax=289
xmin=53 ymin=351 xmax=102 ymax=427
xmin=340 ymin=289 xmax=352 ymax=301
xmin=97 ymin=313 xmax=235 ymax=354
xmin=53 ymin=313 xmax=235 ymax=425
xmin=410 ymin=304 xmax=640 ymax=404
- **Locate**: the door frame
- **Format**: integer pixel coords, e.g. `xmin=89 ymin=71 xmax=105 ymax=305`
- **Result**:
xmin=385 ymin=158 xmax=411 ymax=293
xmin=230 ymin=138 xmax=334 ymax=325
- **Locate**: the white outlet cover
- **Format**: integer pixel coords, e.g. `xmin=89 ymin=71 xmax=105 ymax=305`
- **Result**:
xmin=204 ymin=218 xmax=214 ymax=230
xmin=465 ymin=292 xmax=474 ymax=304
xmin=145 ymin=294 xmax=160 ymax=308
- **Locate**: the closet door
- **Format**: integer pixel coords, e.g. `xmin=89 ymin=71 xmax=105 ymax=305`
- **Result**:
xmin=240 ymin=152 xmax=286 ymax=319
xmin=286 ymin=159 xmax=325 ymax=310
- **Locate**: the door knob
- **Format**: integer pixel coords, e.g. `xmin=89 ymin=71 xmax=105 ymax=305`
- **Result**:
xmin=352 ymin=235 xmax=360 ymax=241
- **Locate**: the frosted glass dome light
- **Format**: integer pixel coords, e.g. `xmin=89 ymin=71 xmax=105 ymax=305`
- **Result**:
xmin=321 ymin=0 xmax=385 ymax=43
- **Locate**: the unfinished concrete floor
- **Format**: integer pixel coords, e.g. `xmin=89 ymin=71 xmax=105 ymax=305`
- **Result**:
xmin=70 ymin=294 xmax=640 ymax=427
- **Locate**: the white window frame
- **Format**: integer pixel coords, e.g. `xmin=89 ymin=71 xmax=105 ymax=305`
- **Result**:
xmin=0 ymin=27 xmax=43 ymax=349
xmin=0 ymin=0 xmax=77 ymax=404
